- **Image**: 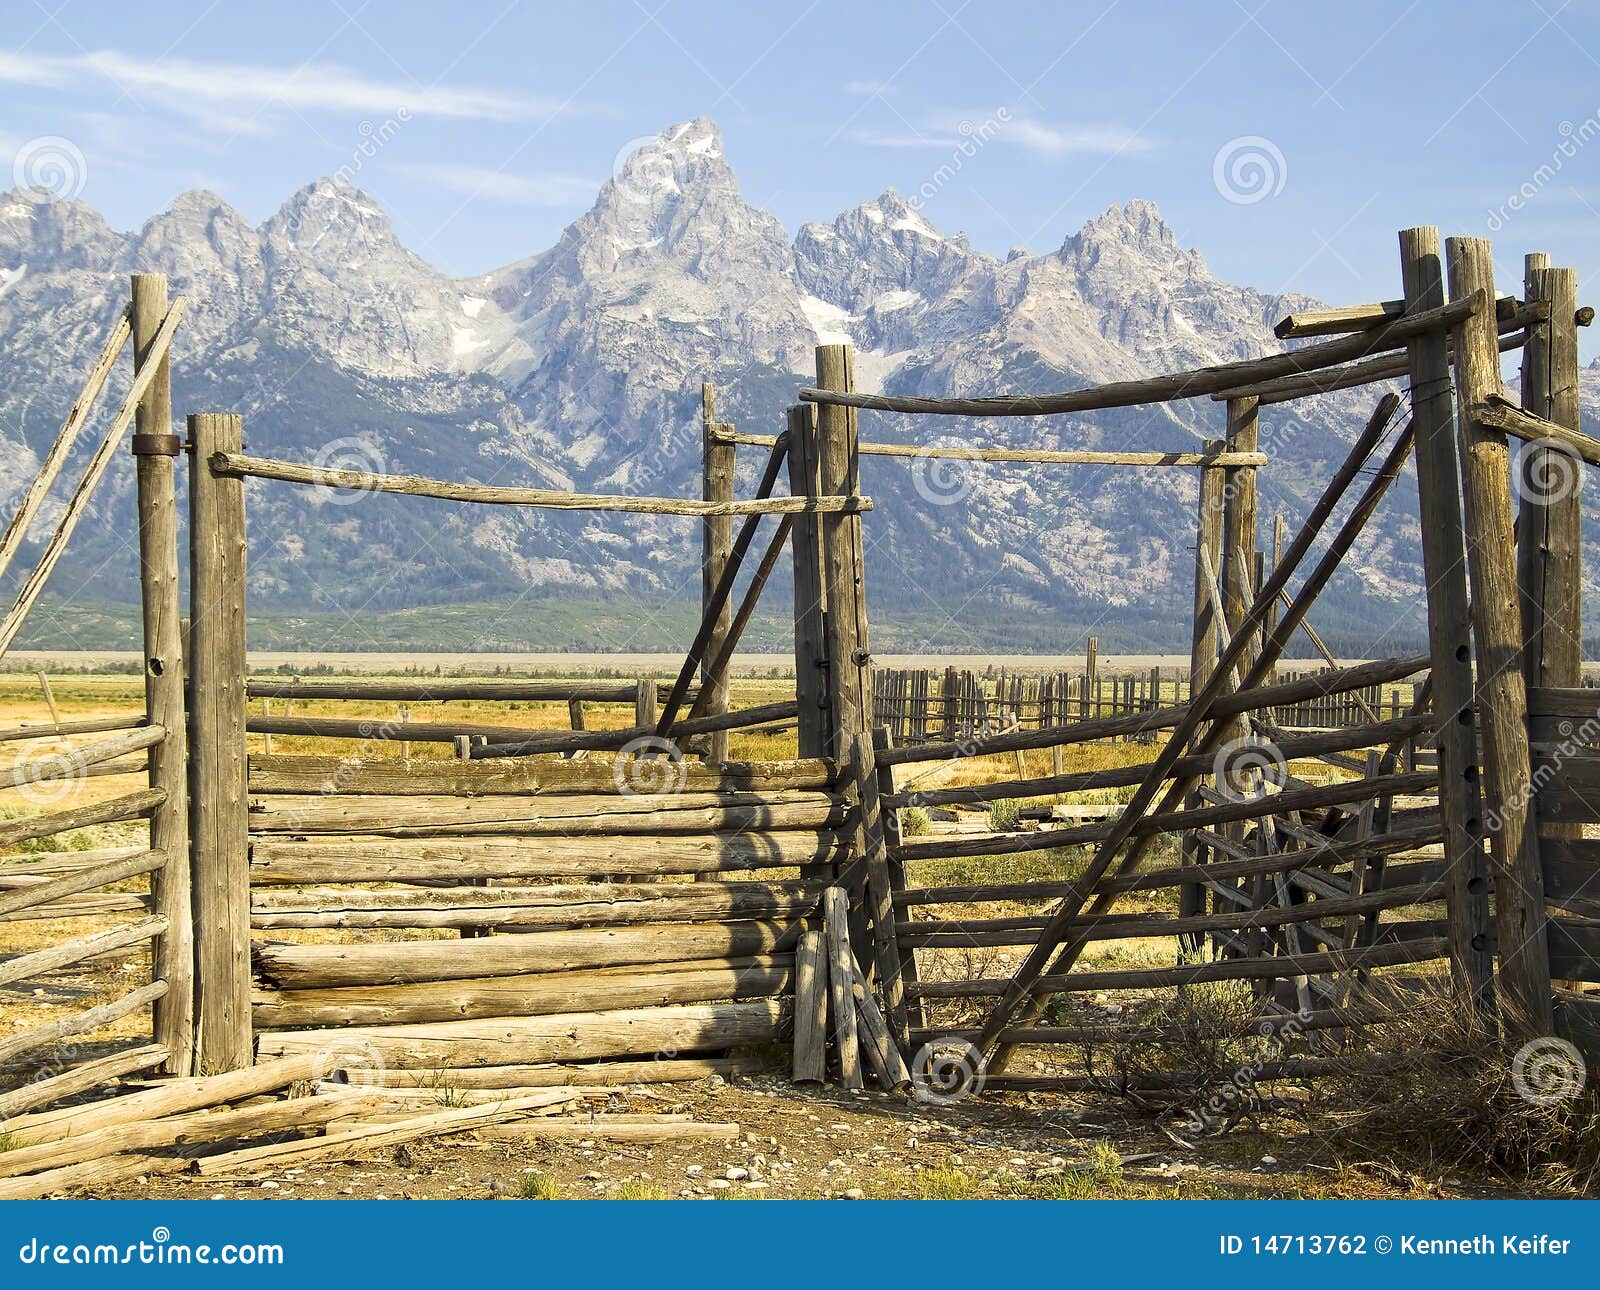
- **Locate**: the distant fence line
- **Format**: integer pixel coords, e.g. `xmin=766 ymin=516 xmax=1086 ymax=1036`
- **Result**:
xmin=871 ymin=664 xmax=1420 ymax=747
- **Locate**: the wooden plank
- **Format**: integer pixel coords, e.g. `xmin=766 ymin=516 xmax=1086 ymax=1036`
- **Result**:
xmin=715 ymin=429 xmax=1266 ymax=466
xmin=188 ymin=411 xmax=252 ymax=1072
xmin=209 ymin=451 xmax=868 ymax=516
xmin=1274 ymin=299 xmax=1404 ymax=338
xmin=815 ymin=345 xmax=872 ymax=758
xmin=245 ymin=677 xmax=640 ymax=701
xmin=822 ymin=886 xmax=862 ymax=1090
xmin=3 ymin=725 xmax=163 ymax=789
xmin=1446 ymin=236 xmax=1553 ymax=1032
xmin=791 ymin=927 xmax=828 ymax=1084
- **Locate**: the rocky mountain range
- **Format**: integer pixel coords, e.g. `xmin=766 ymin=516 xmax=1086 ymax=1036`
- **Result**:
xmin=0 ymin=116 xmax=1592 ymax=653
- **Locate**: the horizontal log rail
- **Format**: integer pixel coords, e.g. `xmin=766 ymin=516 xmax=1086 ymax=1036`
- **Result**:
xmin=877 ymin=653 xmax=1429 ymax=765
xmin=0 ymin=788 xmax=165 ymax=849
xmin=4 ymin=725 xmax=164 ymax=790
xmin=797 ymin=292 xmax=1481 ymax=418
xmin=0 ymin=715 xmax=147 ymax=743
xmin=471 ymin=699 xmax=800 ymax=759
xmin=0 ymin=914 xmax=168 ymax=989
xmin=244 ymin=789 xmax=845 ymax=837
xmin=898 ymin=882 xmax=1442 ymax=948
xmin=1219 ymin=310 xmax=1542 ymax=406
xmin=248 ymin=830 xmax=848 ymax=884
xmin=908 ymin=937 xmax=1448 ymax=998
xmin=254 ymin=999 xmax=788 ymax=1069
xmin=246 ymin=753 xmax=837 ymax=796
xmin=894 ymin=827 xmax=1442 ymax=910
xmin=210 ymin=451 xmax=870 ymax=517
xmin=710 ymin=427 xmax=1266 ymax=468
xmin=913 ymin=1000 xmax=1401 ymax=1048
xmin=886 ymin=713 xmax=1431 ymax=808
xmin=250 ymin=878 xmax=822 ymax=931
xmin=1471 ymin=394 xmax=1600 ymax=468
xmin=244 ymin=677 xmax=653 ymax=702
xmin=252 ymin=956 xmax=797 ymax=1029
xmin=889 ymin=769 xmax=1437 ymax=863
xmin=0 ymin=849 xmax=165 ymax=919
xmin=246 ymin=713 xmax=566 ymax=744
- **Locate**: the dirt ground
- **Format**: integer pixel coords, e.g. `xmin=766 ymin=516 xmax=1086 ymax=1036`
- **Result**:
xmin=90 ymin=1069 xmax=1509 ymax=1203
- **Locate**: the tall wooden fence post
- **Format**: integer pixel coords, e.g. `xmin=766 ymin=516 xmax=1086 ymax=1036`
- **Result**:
xmin=700 ymin=384 xmax=733 ymax=764
xmin=1445 ymin=236 xmax=1554 ymax=1034
xmin=786 ymin=404 xmax=830 ymax=760
xmin=1179 ymin=439 xmax=1226 ymax=950
xmin=1398 ymin=226 xmax=1495 ymax=1009
xmin=188 ymin=411 xmax=252 ymax=1071
xmin=814 ymin=346 xmax=871 ymax=754
xmin=1517 ymin=258 xmax=1582 ymax=700
xmin=129 ymin=273 xmax=193 ymax=1076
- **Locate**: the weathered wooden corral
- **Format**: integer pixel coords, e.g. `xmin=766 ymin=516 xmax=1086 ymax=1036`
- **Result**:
xmin=2 ymin=225 xmax=1599 ymax=1190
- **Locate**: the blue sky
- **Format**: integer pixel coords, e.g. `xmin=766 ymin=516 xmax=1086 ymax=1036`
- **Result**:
xmin=3 ymin=0 xmax=1598 ymax=353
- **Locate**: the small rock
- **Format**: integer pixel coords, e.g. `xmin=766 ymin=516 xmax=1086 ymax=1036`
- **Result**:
xmin=259 ymin=1180 xmax=279 ymax=1190
xmin=843 ymin=1187 xmax=865 ymax=1200
xmin=725 ymin=1166 xmax=749 ymax=1181
xmin=685 ymin=1164 xmax=703 ymax=1176
xmin=581 ymin=1172 xmax=602 ymax=1181
xmin=1260 ymin=1156 xmax=1278 ymax=1167
xmin=744 ymin=1180 xmax=768 ymax=1191
xmin=709 ymin=1178 xmax=731 ymax=1190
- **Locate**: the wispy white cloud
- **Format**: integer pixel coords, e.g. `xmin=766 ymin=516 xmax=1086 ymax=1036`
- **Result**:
xmin=395 ymin=162 xmax=599 ymax=207
xmin=0 ymin=49 xmax=562 ymax=123
xmin=852 ymin=111 xmax=1158 ymax=158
